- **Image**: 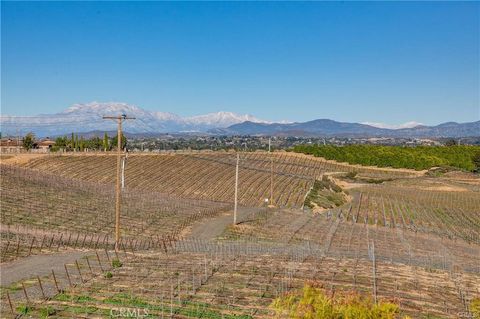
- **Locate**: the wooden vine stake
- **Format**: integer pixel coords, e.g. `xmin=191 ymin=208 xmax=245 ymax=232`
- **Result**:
xmin=22 ymin=282 xmax=30 ymax=304
xmin=6 ymin=291 xmax=15 ymax=315
xmin=37 ymin=275 xmax=46 ymax=299
xmin=64 ymin=264 xmax=73 ymax=287
xmin=52 ymin=269 xmax=60 ymax=293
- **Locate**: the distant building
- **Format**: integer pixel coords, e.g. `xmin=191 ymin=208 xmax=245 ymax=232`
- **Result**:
xmin=36 ymin=138 xmax=56 ymax=151
xmin=0 ymin=138 xmax=23 ymax=153
xmin=0 ymin=137 xmax=56 ymax=153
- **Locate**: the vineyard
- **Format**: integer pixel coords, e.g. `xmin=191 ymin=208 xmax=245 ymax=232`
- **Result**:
xmin=19 ymin=152 xmax=417 ymax=207
xmin=1 ymin=151 xmax=479 ymax=318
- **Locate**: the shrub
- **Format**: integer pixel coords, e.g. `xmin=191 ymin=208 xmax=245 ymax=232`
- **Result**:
xmin=271 ymin=284 xmax=401 ymax=319
xmin=112 ymin=258 xmax=123 ymax=268
xmin=40 ymin=305 xmax=56 ymax=318
xmin=104 ymin=271 xmax=113 ymax=279
xmin=304 ymin=178 xmax=347 ymax=210
xmin=16 ymin=304 xmax=31 ymax=315
xmin=345 ymin=171 xmax=358 ymax=179
xmin=471 ymin=297 xmax=480 ymax=319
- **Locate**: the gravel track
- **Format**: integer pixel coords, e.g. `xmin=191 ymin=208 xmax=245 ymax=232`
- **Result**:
xmin=1 ymin=250 xmax=90 ymax=286
xmin=187 ymin=207 xmax=262 ymax=240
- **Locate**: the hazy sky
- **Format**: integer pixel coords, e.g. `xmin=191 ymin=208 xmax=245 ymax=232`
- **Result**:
xmin=1 ymin=1 xmax=479 ymax=125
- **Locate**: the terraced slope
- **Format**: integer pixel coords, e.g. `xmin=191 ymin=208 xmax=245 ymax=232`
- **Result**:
xmin=20 ymin=152 xmax=417 ymax=208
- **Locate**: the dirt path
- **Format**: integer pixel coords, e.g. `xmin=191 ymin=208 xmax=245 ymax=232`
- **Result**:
xmin=187 ymin=207 xmax=262 ymax=240
xmin=0 ymin=250 xmax=90 ymax=286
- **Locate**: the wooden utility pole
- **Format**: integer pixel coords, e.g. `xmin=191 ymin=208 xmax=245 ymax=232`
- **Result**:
xmin=233 ymin=153 xmax=239 ymax=225
xmin=121 ymin=156 xmax=126 ymax=189
xmin=269 ymin=138 xmax=273 ymax=206
xmin=102 ymin=114 xmax=135 ymax=251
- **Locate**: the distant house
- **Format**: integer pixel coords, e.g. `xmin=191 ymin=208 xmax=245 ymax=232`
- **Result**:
xmin=0 ymin=138 xmax=23 ymax=153
xmin=36 ymin=138 xmax=56 ymax=151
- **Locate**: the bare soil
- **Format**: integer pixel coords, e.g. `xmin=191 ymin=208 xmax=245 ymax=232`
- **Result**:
xmin=0 ymin=153 xmax=47 ymax=165
xmin=420 ymin=185 xmax=468 ymax=192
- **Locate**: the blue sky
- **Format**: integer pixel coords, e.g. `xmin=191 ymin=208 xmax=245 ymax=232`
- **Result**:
xmin=1 ymin=1 xmax=479 ymax=125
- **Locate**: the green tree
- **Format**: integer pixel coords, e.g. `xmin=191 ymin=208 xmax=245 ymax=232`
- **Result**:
xmin=87 ymin=136 xmax=103 ymax=151
xmin=473 ymin=152 xmax=480 ymax=173
xmin=292 ymin=144 xmax=480 ymax=171
xmin=445 ymin=139 xmax=458 ymax=146
xmin=111 ymin=133 xmax=127 ymax=150
xmin=79 ymin=137 xmax=85 ymax=151
xmin=22 ymin=133 xmax=35 ymax=151
xmin=53 ymin=136 xmax=68 ymax=152
xmin=103 ymin=133 xmax=109 ymax=151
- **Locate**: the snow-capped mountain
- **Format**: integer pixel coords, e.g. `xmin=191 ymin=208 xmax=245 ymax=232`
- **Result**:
xmin=63 ymin=102 xmax=142 ymax=115
xmin=0 ymin=102 xmax=270 ymax=137
xmin=151 ymin=111 xmax=183 ymax=122
xmin=184 ymin=112 xmax=268 ymax=131
xmin=361 ymin=121 xmax=424 ymax=130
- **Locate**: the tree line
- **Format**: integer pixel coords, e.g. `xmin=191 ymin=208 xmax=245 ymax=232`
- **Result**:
xmin=21 ymin=132 xmax=127 ymax=152
xmin=291 ymin=144 xmax=480 ymax=172
xmin=52 ymin=133 xmax=127 ymax=152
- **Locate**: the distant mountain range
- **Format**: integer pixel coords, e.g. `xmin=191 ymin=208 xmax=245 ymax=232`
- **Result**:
xmin=215 ymin=119 xmax=480 ymax=138
xmin=0 ymin=102 xmax=269 ymax=137
xmin=1 ymin=102 xmax=478 ymax=138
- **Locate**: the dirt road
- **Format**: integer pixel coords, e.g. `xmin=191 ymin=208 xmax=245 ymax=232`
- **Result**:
xmin=187 ymin=207 xmax=262 ymax=240
xmin=1 ymin=250 xmax=90 ymax=286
